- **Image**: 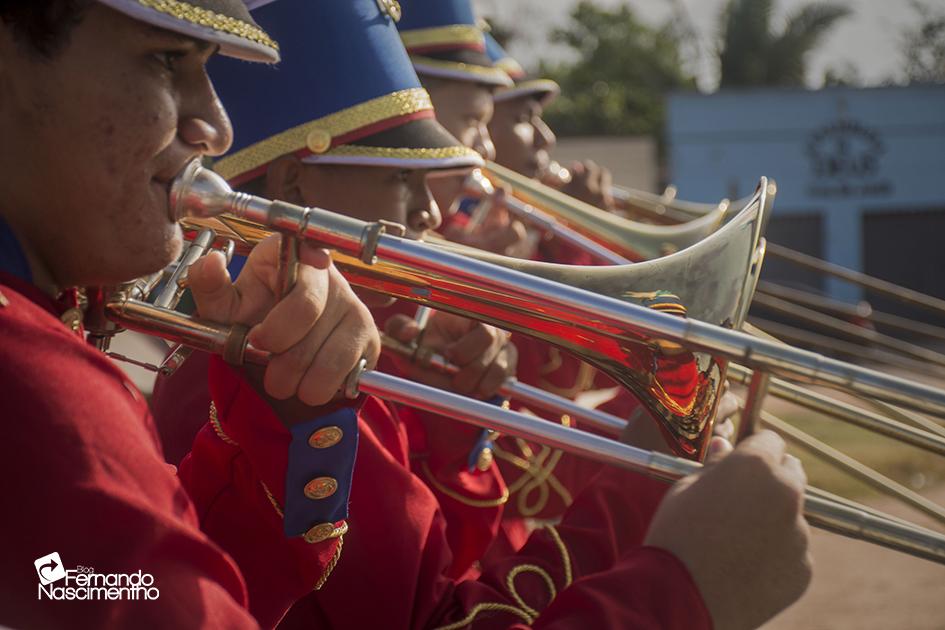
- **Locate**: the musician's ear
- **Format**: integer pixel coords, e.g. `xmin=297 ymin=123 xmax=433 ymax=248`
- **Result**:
xmin=265 ymin=154 xmax=306 ymax=206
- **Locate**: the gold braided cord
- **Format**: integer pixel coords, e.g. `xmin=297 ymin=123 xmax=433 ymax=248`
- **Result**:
xmin=400 ymin=24 xmax=483 ymax=50
xmin=214 ymin=88 xmax=434 ymax=180
xmin=260 ymin=481 xmax=285 ymax=518
xmin=544 ymin=526 xmax=573 ymax=587
xmin=314 ymin=534 xmax=344 ymax=591
xmin=505 ymin=563 xmax=556 ymax=618
xmin=136 ymin=0 xmax=278 ymax=51
xmin=410 ymin=55 xmax=513 ymax=86
xmin=433 ymin=603 xmax=533 ymax=630
xmin=419 ymin=459 xmax=509 ymax=508
xmin=325 ymin=145 xmax=481 ymax=161
xmin=515 ymin=448 xmax=572 ymax=517
xmin=208 ymin=402 xmax=239 ymax=446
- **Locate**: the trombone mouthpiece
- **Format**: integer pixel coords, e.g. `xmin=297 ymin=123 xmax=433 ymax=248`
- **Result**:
xmin=168 ymin=160 xmax=238 ymax=222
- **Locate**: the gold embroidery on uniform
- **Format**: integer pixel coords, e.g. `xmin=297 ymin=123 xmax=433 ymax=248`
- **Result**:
xmin=433 ymin=602 xmax=532 ymax=630
xmin=419 ymin=459 xmax=509 ymax=508
xmin=208 ymin=402 xmax=239 ymax=446
xmin=431 ymin=526 xmax=573 ymax=629
xmin=214 ymin=88 xmax=434 ymax=179
xmin=537 ymin=349 xmax=597 ymax=399
xmin=135 ymin=0 xmax=278 ymax=51
xmin=491 ymin=412 xmax=573 ymax=516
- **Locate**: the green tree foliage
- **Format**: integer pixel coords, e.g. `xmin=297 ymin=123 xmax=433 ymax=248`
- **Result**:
xmin=539 ymin=2 xmax=695 ymax=137
xmin=901 ymin=1 xmax=945 ymax=84
xmin=718 ymin=0 xmax=850 ymax=87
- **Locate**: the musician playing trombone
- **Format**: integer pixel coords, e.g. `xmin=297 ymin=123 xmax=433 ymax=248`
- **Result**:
xmin=0 ymin=0 xmax=382 ymax=627
xmin=0 ymin=0 xmax=810 ymax=628
xmin=165 ymin=1 xmax=806 ymax=629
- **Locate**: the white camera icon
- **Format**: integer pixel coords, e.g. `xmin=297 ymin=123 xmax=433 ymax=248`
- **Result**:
xmin=34 ymin=552 xmax=66 ymax=585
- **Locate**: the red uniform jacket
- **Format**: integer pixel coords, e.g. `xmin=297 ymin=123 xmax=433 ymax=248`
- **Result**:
xmin=151 ymin=326 xmax=711 ymax=629
xmin=0 ymin=273 xmax=345 ymax=629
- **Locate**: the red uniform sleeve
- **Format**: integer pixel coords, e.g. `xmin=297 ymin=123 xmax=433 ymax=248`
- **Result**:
xmin=276 ymin=392 xmax=709 ymax=630
xmin=0 ymin=280 xmax=260 ymax=629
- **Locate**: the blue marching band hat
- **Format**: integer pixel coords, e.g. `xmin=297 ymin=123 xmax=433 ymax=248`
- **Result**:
xmin=483 ymin=30 xmax=560 ymax=106
xmin=396 ymin=0 xmax=512 ymax=88
xmin=96 ymin=0 xmax=280 ymax=63
xmin=210 ymin=0 xmax=484 ymax=185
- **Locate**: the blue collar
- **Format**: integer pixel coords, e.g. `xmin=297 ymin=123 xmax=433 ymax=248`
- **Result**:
xmin=0 ymin=216 xmax=33 ymax=283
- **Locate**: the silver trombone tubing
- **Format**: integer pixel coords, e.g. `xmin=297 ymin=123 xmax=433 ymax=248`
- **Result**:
xmin=384 ymin=332 xmax=945 ymax=457
xmin=380 ymin=334 xmax=627 ymax=436
xmin=101 ymin=297 xmax=945 ymax=565
xmin=169 ymin=162 xmax=945 ymax=421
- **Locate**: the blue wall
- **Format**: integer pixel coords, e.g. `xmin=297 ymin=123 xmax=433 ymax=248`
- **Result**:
xmin=667 ymin=85 xmax=945 ymax=301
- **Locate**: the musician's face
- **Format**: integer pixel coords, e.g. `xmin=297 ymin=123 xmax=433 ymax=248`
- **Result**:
xmin=264 ymin=158 xmax=447 ymax=307
xmin=267 ymin=159 xmax=443 ymax=240
xmin=0 ymin=5 xmax=232 ymax=289
xmin=489 ymin=96 xmax=556 ymax=179
xmin=424 ymin=78 xmax=496 ymax=161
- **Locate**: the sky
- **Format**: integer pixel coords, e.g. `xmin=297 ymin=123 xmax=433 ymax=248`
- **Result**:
xmin=473 ymin=0 xmax=919 ymax=91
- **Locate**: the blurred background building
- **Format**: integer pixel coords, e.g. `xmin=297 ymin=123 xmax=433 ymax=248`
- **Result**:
xmin=668 ymin=84 xmax=945 ymax=311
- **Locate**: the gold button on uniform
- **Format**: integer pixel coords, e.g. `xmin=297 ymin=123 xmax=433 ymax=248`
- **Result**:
xmin=304 ymin=477 xmax=338 ymax=500
xmin=306 ymin=128 xmax=332 ymax=154
xmin=304 ymin=522 xmax=336 ymax=544
xmin=309 ymin=426 xmax=343 ymax=449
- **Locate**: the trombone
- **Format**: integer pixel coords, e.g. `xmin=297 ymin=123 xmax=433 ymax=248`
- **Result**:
xmin=92 ymin=160 xmax=945 ymax=564
xmin=484 ymin=161 xmax=731 ymax=261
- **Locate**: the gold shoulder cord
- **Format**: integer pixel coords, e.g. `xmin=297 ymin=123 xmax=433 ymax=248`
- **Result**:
xmin=209 ymin=403 xmax=345 ymax=590
xmin=419 ymin=459 xmax=510 ymax=508
xmin=431 ymin=525 xmax=573 ymax=630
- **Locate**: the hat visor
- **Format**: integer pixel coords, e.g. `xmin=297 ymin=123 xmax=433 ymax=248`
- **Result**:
xmin=97 ymin=0 xmax=279 ymax=63
xmin=303 ymin=118 xmax=484 ymax=170
xmin=494 ymin=79 xmax=561 ymax=106
xmin=410 ymin=49 xmax=512 ymax=88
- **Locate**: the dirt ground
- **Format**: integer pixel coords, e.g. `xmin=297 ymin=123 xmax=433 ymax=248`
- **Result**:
xmin=763 ymin=484 xmax=945 ymax=629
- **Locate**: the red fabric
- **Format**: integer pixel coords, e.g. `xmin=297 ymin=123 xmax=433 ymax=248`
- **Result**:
xmin=0 ymin=273 xmax=337 ymax=629
xmin=276 ymin=398 xmax=710 ymax=630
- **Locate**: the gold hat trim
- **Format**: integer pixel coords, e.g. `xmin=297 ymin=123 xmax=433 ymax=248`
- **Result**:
xmin=400 ymin=24 xmax=483 ymax=51
xmin=214 ymin=87 xmax=434 ymax=180
xmin=319 ymin=144 xmax=481 ymax=161
xmin=136 ymin=0 xmax=278 ymax=51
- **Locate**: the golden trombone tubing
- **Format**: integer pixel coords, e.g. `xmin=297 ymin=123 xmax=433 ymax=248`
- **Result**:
xmin=168 ymin=162 xmax=945 ymax=423
xmin=102 ymin=296 xmax=945 ymax=565
xmin=485 ymin=161 xmax=729 ymax=261
xmin=460 ymin=170 xmax=631 ymax=265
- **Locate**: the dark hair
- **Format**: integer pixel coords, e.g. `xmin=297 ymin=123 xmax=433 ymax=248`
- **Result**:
xmin=0 ymin=0 xmax=92 ymax=58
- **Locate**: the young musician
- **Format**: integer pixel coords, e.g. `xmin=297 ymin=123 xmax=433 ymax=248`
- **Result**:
xmin=0 ymin=1 xmax=379 ymax=627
